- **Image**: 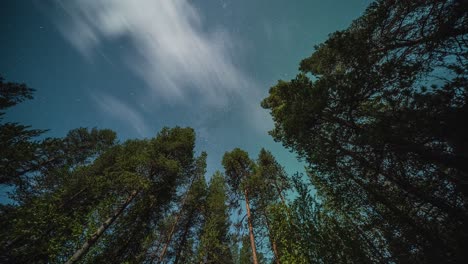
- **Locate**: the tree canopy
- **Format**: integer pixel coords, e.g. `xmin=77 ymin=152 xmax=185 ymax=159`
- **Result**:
xmin=2 ymin=0 xmax=467 ymax=263
xmin=262 ymin=0 xmax=467 ymax=262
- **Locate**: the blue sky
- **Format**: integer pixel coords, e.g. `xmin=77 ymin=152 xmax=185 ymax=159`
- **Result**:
xmin=1 ymin=0 xmax=371 ymax=178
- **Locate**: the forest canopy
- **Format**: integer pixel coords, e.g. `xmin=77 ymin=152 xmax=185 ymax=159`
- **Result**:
xmin=1 ymin=0 xmax=467 ymax=263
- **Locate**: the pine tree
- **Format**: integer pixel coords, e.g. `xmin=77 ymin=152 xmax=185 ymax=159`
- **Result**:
xmin=0 ymin=75 xmax=45 ymax=186
xmin=83 ymin=127 xmax=199 ymax=263
xmin=253 ymin=149 xmax=292 ymax=263
xmin=1 ymin=126 xmax=200 ymax=263
xmin=223 ymin=149 xmax=259 ymax=264
xmin=173 ymin=155 xmax=208 ymax=264
xmin=156 ymin=153 xmax=207 ymax=264
xmin=197 ymin=172 xmax=233 ymax=264
xmin=261 ymin=0 xmax=468 ymax=262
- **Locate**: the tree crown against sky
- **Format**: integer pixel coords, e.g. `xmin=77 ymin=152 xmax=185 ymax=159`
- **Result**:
xmin=262 ymin=0 xmax=467 ymax=262
xmin=1 ymin=0 xmax=467 ymax=263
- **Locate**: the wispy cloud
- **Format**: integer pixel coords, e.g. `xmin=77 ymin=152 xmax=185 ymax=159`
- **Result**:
xmin=92 ymin=94 xmax=149 ymax=137
xmin=51 ymin=0 xmax=272 ymax=137
xmin=55 ymin=0 xmax=251 ymax=104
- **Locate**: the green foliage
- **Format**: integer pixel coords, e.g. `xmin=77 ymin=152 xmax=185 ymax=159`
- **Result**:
xmin=238 ymin=235 xmax=253 ymax=264
xmin=0 ymin=124 xmax=199 ymax=263
xmin=262 ymin=0 xmax=468 ymax=262
xmin=222 ymin=148 xmax=254 ymax=196
xmin=2 ymin=1 xmax=467 ymax=262
xmin=197 ymin=172 xmax=233 ymax=264
xmin=0 ymin=75 xmax=34 ymax=111
xmin=0 ymin=76 xmax=46 ymax=186
xmin=171 ymin=160 xmax=208 ymax=264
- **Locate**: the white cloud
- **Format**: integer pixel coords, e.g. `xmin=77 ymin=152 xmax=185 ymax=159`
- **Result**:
xmin=92 ymin=94 xmax=149 ymax=137
xmin=50 ymin=0 xmax=274 ymax=139
xmin=55 ymin=0 xmax=251 ymax=105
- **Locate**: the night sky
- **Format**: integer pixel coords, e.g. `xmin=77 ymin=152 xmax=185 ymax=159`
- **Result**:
xmin=1 ymin=0 xmax=372 ymax=178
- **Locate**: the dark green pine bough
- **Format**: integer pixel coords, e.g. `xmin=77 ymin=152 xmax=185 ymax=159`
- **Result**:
xmin=262 ymin=0 xmax=468 ymax=263
xmin=1 ymin=0 xmax=467 ymax=263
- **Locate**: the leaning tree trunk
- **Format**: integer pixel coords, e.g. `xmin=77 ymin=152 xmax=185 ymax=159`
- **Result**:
xmin=263 ymin=213 xmax=280 ymax=264
xmin=153 ymin=175 xmax=198 ymax=263
xmin=156 ymin=209 xmax=183 ymax=264
xmin=174 ymin=209 xmax=196 ymax=264
xmin=244 ymin=188 xmax=259 ymax=264
xmin=273 ymin=180 xmax=287 ymax=208
xmin=65 ymin=190 xmax=139 ymax=264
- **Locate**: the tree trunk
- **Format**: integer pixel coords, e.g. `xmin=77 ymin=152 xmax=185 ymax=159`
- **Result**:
xmin=174 ymin=210 xmax=195 ymax=264
xmin=155 ymin=176 xmax=198 ymax=263
xmin=156 ymin=212 xmax=182 ymax=264
xmin=263 ymin=213 xmax=280 ymax=264
xmin=244 ymin=188 xmax=259 ymax=264
xmin=65 ymin=190 xmax=139 ymax=264
xmin=322 ymin=136 xmax=466 ymax=221
xmin=273 ymin=180 xmax=294 ymax=220
xmin=272 ymin=180 xmax=287 ymax=207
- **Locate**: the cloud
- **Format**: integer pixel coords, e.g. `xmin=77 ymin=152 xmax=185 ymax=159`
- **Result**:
xmin=92 ymin=94 xmax=149 ymax=137
xmin=55 ymin=0 xmax=251 ymax=105
xmin=50 ymin=0 xmax=274 ymax=139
